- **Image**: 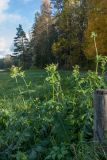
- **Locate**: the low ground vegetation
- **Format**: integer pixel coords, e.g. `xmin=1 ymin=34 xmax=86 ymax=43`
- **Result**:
xmin=0 ymin=55 xmax=107 ymax=159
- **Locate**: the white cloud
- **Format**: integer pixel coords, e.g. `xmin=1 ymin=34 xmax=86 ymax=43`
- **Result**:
xmin=0 ymin=0 xmax=34 ymax=58
xmin=0 ymin=37 xmax=11 ymax=58
xmin=0 ymin=38 xmax=7 ymax=49
xmin=0 ymin=13 xmax=22 ymax=23
xmin=0 ymin=0 xmax=23 ymax=57
xmin=0 ymin=0 xmax=10 ymax=22
xmin=0 ymin=0 xmax=22 ymax=23
xmin=0 ymin=0 xmax=10 ymax=11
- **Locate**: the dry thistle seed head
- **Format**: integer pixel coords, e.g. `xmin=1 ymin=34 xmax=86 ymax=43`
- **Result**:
xmin=10 ymin=65 xmax=25 ymax=78
xmin=91 ymin=32 xmax=97 ymax=38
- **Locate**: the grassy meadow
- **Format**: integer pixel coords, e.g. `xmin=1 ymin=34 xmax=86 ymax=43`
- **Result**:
xmin=0 ymin=70 xmax=71 ymax=100
xmin=0 ymin=70 xmax=46 ymax=98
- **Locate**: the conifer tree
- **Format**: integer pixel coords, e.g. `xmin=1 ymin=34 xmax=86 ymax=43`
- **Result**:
xmin=13 ymin=24 xmax=30 ymax=68
xmin=31 ymin=0 xmax=57 ymax=68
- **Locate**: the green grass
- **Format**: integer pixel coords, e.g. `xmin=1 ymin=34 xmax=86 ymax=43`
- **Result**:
xmin=0 ymin=70 xmax=72 ymax=100
xmin=0 ymin=70 xmax=46 ymax=98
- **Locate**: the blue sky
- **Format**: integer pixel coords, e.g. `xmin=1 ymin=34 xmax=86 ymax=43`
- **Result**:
xmin=0 ymin=0 xmax=42 ymax=58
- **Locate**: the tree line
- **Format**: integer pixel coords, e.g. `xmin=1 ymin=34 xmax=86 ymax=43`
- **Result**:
xmin=2 ymin=0 xmax=107 ymax=70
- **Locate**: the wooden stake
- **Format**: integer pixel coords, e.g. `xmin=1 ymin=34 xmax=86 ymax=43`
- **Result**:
xmin=94 ymin=89 xmax=107 ymax=143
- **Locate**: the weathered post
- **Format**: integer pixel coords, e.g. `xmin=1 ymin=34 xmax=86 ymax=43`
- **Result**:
xmin=94 ymin=89 xmax=107 ymax=143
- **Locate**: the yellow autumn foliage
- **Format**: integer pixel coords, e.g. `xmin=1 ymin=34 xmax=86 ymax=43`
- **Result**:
xmin=84 ymin=0 xmax=107 ymax=59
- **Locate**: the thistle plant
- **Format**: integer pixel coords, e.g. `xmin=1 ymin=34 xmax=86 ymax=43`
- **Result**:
xmin=10 ymin=66 xmax=29 ymax=90
xmin=10 ymin=66 xmax=25 ymax=82
xmin=91 ymin=32 xmax=99 ymax=73
xmin=91 ymin=32 xmax=107 ymax=74
xmin=10 ymin=66 xmax=33 ymax=103
xmin=45 ymin=64 xmax=64 ymax=101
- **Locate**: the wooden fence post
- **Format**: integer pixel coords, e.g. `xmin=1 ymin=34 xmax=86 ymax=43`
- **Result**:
xmin=94 ymin=89 xmax=107 ymax=143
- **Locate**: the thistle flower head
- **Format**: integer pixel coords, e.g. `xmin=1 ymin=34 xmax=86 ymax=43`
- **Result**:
xmin=10 ymin=66 xmax=25 ymax=78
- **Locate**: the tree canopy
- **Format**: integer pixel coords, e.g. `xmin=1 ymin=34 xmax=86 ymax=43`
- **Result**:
xmin=7 ymin=0 xmax=107 ymax=70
